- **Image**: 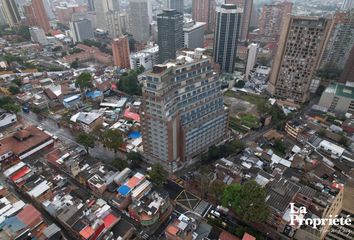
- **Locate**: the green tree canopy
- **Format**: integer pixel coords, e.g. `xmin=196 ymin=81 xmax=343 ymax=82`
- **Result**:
xmin=235 ymin=80 xmax=245 ymax=88
xmin=0 ymin=96 xmax=20 ymax=113
xmin=101 ymin=129 xmax=123 ymax=153
xmin=222 ymin=181 xmax=269 ymax=223
xmin=9 ymin=86 xmax=20 ymax=95
xmin=127 ymin=152 xmax=142 ymax=169
xmin=70 ymin=59 xmax=79 ymax=69
xmin=118 ymin=70 xmax=142 ymax=95
xmin=76 ymin=132 xmax=95 ymax=153
xmin=149 ymin=163 xmax=167 ymax=188
xmin=75 ymin=72 xmax=92 ymax=91
xmin=111 ymin=157 xmax=128 ymax=171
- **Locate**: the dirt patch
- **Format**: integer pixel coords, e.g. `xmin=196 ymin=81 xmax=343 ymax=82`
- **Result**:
xmin=224 ymin=96 xmax=258 ymax=117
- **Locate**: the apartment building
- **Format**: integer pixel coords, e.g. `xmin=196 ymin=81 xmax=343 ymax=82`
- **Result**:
xmin=141 ymin=49 xmax=228 ymax=172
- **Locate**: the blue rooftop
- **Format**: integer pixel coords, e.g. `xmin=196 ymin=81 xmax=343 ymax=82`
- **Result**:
xmin=128 ymin=131 xmax=142 ymax=139
xmin=118 ymin=185 xmax=131 ymax=196
xmin=86 ymin=90 xmax=103 ymax=99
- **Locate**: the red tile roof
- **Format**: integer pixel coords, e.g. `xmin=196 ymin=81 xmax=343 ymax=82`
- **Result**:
xmin=79 ymin=226 xmax=95 ymax=239
xmin=123 ymin=107 xmax=140 ymax=122
xmin=0 ymin=126 xmax=52 ymax=157
xmin=103 ymin=213 xmax=120 ymax=229
xmin=219 ymin=231 xmax=240 ymax=240
xmin=17 ymin=205 xmax=43 ymax=229
xmin=242 ymin=233 xmax=256 ymax=240
xmin=10 ymin=166 xmax=31 ymax=182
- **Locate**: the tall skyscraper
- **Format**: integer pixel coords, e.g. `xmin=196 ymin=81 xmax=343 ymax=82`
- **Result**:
xmin=94 ymin=0 xmax=120 ymax=30
xmin=141 ymin=49 xmax=228 ymax=172
xmin=157 ymin=9 xmax=183 ymax=63
xmin=106 ymin=10 xmax=122 ymax=38
xmin=267 ymin=16 xmax=331 ymax=104
xmin=128 ymin=0 xmax=151 ymax=42
xmin=24 ymin=0 xmax=50 ymax=32
xmin=88 ymin=0 xmax=95 ymax=11
xmin=166 ymin=0 xmax=183 ymax=14
xmin=0 ymin=0 xmax=20 ymax=27
xmin=225 ymin=0 xmax=253 ymax=42
xmin=112 ymin=36 xmax=131 ymax=69
xmin=192 ymin=0 xmax=215 ymax=33
xmin=320 ymin=11 xmax=354 ymax=70
xmin=245 ymin=43 xmax=258 ymax=80
xmin=340 ymin=45 xmax=354 ymax=83
xmin=70 ymin=19 xmax=94 ymax=43
xmin=342 ymin=0 xmax=354 ymax=10
xmin=259 ymin=2 xmax=293 ymax=39
xmin=213 ymin=4 xmax=242 ymax=73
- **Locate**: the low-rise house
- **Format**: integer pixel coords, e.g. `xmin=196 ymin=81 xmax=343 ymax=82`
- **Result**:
xmin=0 ymin=126 xmax=54 ymax=162
xmin=165 ymin=212 xmax=213 ymax=240
xmin=318 ymin=83 xmax=354 ymax=115
xmin=70 ymin=112 xmax=104 ymax=133
xmin=0 ymin=110 xmax=17 ymax=128
xmin=128 ymin=191 xmax=171 ymax=228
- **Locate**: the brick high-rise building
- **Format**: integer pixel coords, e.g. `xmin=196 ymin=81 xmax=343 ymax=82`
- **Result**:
xmin=192 ymin=0 xmax=216 ymax=33
xmin=24 ymin=0 xmax=50 ymax=32
xmin=320 ymin=11 xmax=354 ymax=70
xmin=267 ymin=16 xmax=331 ymax=104
xmin=225 ymin=0 xmax=253 ymax=42
xmin=141 ymin=49 xmax=228 ymax=172
xmin=112 ymin=36 xmax=131 ymax=69
xmin=259 ymin=2 xmax=293 ymax=39
xmin=213 ymin=4 xmax=242 ymax=73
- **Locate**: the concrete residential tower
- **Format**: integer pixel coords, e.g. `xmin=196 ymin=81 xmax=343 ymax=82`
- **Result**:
xmin=141 ymin=49 xmax=228 ymax=172
xmin=320 ymin=11 xmax=354 ymax=70
xmin=70 ymin=19 xmax=94 ymax=43
xmin=213 ymin=4 xmax=242 ymax=73
xmin=267 ymin=16 xmax=331 ymax=103
xmin=128 ymin=0 xmax=151 ymax=43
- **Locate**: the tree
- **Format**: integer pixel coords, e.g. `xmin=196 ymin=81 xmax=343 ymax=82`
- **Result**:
xmin=127 ymin=152 xmax=142 ymax=169
xmin=9 ymin=86 xmax=20 ymax=95
xmin=101 ymin=129 xmax=123 ymax=153
xmin=235 ymin=80 xmax=245 ymax=88
xmin=118 ymin=70 xmax=142 ymax=95
xmin=274 ymin=139 xmax=286 ymax=155
xmin=75 ymin=72 xmax=92 ymax=91
xmin=70 ymin=59 xmax=79 ymax=69
xmin=149 ymin=163 xmax=167 ymax=188
xmin=111 ymin=158 xmax=128 ymax=171
xmin=0 ymin=96 xmax=20 ymax=113
xmin=137 ymin=65 xmax=145 ymax=74
xmin=11 ymin=78 xmax=22 ymax=87
xmin=209 ymin=180 xmax=226 ymax=201
xmin=222 ymin=181 xmax=269 ymax=223
xmin=76 ymin=133 xmax=95 ymax=153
